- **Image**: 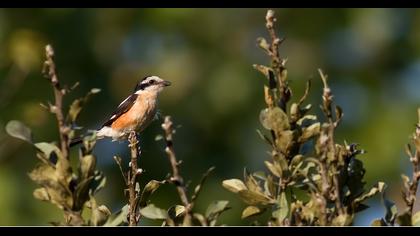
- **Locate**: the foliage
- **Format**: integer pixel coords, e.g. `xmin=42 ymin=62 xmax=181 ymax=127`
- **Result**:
xmin=222 ymin=10 xmax=386 ymax=226
xmin=6 ymin=45 xmax=107 ymax=226
xmin=3 ymin=9 xmax=420 ymax=227
xmin=371 ymin=108 xmax=420 ymax=226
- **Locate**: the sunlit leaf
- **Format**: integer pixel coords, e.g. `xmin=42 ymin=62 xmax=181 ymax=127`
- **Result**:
xmin=90 ymin=197 xmax=111 ymax=226
xmin=34 ymin=142 xmax=62 ymax=159
xmin=105 ymin=205 xmax=129 ymax=226
xmin=33 ymin=187 xmax=50 ymax=201
xmin=242 ymin=206 xmax=265 ymax=219
xmin=79 ymin=154 xmax=96 ymax=179
xmin=67 ymin=88 xmax=101 ymax=123
xmin=412 ymin=211 xmax=420 ymax=226
xmin=264 ymin=161 xmax=281 ymax=178
xmin=205 ymin=200 xmax=230 ymax=226
xmin=138 ymin=180 xmax=166 ymax=208
xmin=332 ymin=214 xmax=352 ymax=226
xmin=167 ymin=205 xmax=186 ymax=219
xmin=371 ymin=218 xmax=387 ymax=226
xmin=140 ymin=204 xmax=168 ymax=220
xmin=260 ymin=107 xmax=290 ymax=131
xmin=272 ymin=192 xmax=288 ymax=222
xmin=299 ymin=122 xmax=320 ymax=142
xmin=222 ymin=179 xmax=247 ymax=193
xmin=238 ymin=190 xmax=274 ymax=206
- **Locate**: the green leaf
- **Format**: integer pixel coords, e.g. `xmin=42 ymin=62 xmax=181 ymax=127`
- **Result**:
xmin=259 ymin=107 xmax=290 ymax=131
xmin=34 ymin=142 xmax=62 ymax=159
xmin=256 ymin=37 xmax=270 ymax=54
xmin=138 ymin=180 xmax=165 ymax=208
xmin=139 ymin=204 xmax=168 ymax=220
xmin=74 ymin=176 xmax=94 ymax=210
xmin=299 ymin=122 xmax=320 ymax=142
xmin=205 ymin=200 xmax=230 ymax=219
xmin=238 ymin=190 xmax=275 ymax=206
xmin=241 ymin=206 xmax=265 ymax=219
xmin=384 ymin=198 xmax=397 ymax=224
xmin=272 ymin=192 xmax=288 ymax=222
xmin=79 ymin=155 xmax=96 ymax=179
xmin=33 ymin=188 xmax=50 ymax=201
xmin=264 ymin=175 xmax=276 ymax=198
xmin=105 ymin=205 xmax=129 ymax=226
xmin=253 ymin=64 xmax=272 ymax=78
xmin=167 ymin=205 xmax=186 ymax=219
xmin=67 ymin=88 xmax=101 ymax=123
xmin=191 ymin=166 xmax=215 ymax=202
xmin=332 ymin=214 xmax=352 ymax=226
xmin=92 ymin=205 xmax=111 ymax=226
xmin=5 ymin=120 xmax=33 ymax=143
xmin=90 ymin=171 xmax=106 ymax=195
xmin=90 ymin=197 xmax=111 ymax=226
xmin=275 ymin=130 xmax=295 ymax=153
xmin=264 ymin=161 xmax=281 ymax=178
xmin=296 ymin=115 xmax=317 ymax=126
xmin=412 ymin=211 xmax=420 ymax=226
xmin=193 ymin=213 xmax=207 ymax=226
xmin=354 ymin=181 xmax=385 ymax=205
xmin=222 ymin=179 xmax=247 ymax=193
xmin=371 ymin=218 xmax=387 ymax=226
xmin=244 ymin=169 xmax=264 ymax=194
xmin=205 ymin=200 xmax=230 ymax=226
xmin=154 ymin=134 xmax=163 ymax=141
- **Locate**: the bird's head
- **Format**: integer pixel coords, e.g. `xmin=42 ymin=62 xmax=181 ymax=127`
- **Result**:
xmin=134 ymin=76 xmax=171 ymax=94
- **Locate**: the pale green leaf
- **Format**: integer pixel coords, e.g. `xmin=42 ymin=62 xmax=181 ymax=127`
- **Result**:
xmin=5 ymin=120 xmax=33 ymax=143
xmin=222 ymin=179 xmax=247 ymax=193
xmin=140 ymin=204 xmax=168 ymax=220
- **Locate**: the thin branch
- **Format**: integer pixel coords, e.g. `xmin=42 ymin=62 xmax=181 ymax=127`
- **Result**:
xmin=161 ymin=116 xmax=192 ymax=226
xmin=318 ymin=69 xmax=345 ymax=218
xmin=402 ymin=108 xmax=420 ymax=216
xmin=127 ymin=131 xmax=143 ymax=226
xmin=265 ymin=10 xmax=289 ymax=111
xmin=42 ymin=44 xmax=70 ymax=160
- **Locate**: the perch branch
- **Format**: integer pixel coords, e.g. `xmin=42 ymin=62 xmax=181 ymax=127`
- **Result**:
xmin=127 ymin=131 xmax=143 ymax=226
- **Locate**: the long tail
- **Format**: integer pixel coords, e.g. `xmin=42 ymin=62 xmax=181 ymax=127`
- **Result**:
xmin=69 ymin=130 xmax=100 ymax=147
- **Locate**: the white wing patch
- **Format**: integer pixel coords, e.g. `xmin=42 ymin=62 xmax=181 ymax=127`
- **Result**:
xmin=118 ymin=95 xmax=131 ymax=107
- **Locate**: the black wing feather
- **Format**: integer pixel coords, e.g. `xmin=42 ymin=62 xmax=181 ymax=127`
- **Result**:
xmin=101 ymin=94 xmax=138 ymax=127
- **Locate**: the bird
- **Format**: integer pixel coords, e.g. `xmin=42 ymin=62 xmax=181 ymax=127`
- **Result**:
xmin=70 ymin=75 xmax=171 ymax=147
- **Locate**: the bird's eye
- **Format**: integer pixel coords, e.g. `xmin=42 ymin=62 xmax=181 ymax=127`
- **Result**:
xmin=149 ymin=80 xmax=156 ymax=85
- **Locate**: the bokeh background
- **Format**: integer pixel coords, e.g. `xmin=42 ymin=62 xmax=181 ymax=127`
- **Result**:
xmin=0 ymin=8 xmax=419 ymax=226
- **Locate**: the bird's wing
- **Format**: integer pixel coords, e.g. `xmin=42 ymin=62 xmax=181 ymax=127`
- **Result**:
xmin=101 ymin=94 xmax=138 ymax=127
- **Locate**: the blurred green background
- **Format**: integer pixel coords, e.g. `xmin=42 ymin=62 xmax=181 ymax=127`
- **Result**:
xmin=0 ymin=8 xmax=419 ymax=226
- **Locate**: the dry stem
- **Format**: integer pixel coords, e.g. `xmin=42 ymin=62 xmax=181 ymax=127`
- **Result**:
xmin=42 ymin=44 xmax=70 ymax=159
xmin=162 ymin=116 xmax=192 ymax=226
xmin=126 ymin=131 xmax=142 ymax=226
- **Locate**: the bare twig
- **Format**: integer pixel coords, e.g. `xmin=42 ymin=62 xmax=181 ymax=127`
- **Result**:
xmin=161 ymin=116 xmax=192 ymax=226
xmin=318 ymin=69 xmax=345 ymax=219
xmin=127 ymin=131 xmax=142 ymax=226
xmin=42 ymin=44 xmax=70 ymax=160
xmin=402 ymin=108 xmax=420 ymax=216
xmin=265 ymin=10 xmax=289 ymax=111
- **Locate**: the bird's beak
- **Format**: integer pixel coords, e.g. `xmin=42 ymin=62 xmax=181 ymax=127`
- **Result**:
xmin=162 ymin=80 xmax=171 ymax=87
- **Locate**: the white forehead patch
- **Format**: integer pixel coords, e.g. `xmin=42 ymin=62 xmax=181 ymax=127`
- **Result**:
xmin=142 ymin=76 xmax=162 ymax=84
